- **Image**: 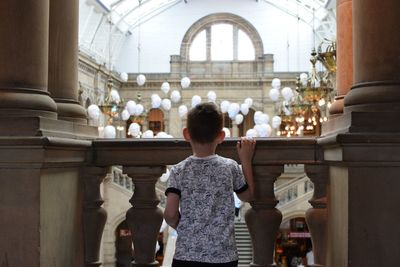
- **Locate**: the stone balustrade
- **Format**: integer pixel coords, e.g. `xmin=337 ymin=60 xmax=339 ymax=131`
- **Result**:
xmin=84 ymin=138 xmax=327 ymax=267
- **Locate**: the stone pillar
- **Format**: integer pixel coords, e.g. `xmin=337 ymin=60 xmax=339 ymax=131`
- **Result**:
xmin=344 ymin=0 xmax=400 ymax=112
xmin=245 ymin=165 xmax=283 ymax=267
xmin=329 ymin=0 xmax=353 ymax=116
xmin=48 ymin=0 xmax=88 ymax=123
xmin=0 ymin=0 xmax=57 ymax=118
xmin=83 ymin=166 xmax=108 ymax=267
xmin=305 ymin=164 xmax=328 ymax=267
xmin=124 ymin=166 xmax=165 ymax=267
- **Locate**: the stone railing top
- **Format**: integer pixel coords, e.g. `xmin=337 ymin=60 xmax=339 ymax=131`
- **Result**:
xmin=92 ymin=137 xmax=321 ymax=166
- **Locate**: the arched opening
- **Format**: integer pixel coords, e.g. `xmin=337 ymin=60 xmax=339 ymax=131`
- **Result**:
xmin=239 ymin=108 xmax=255 ymax=137
xmin=148 ymin=108 xmax=164 ymax=135
xmin=275 ymin=217 xmax=313 ymax=267
xmin=115 ymin=220 xmax=133 ymax=267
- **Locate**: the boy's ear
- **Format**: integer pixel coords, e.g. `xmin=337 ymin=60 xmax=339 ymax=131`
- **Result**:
xmin=217 ymin=130 xmax=225 ymax=144
xmin=183 ymin=127 xmax=191 ymax=141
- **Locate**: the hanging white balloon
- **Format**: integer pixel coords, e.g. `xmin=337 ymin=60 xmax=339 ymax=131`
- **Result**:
xmin=240 ymin=103 xmax=249 ymax=115
xmin=120 ymin=72 xmax=128 ymax=82
xmin=151 ymin=98 xmax=162 ymax=109
xmin=191 ymin=95 xmax=202 ymax=108
xmin=272 ymin=116 xmax=282 ymax=129
xmin=87 ymin=104 xmax=101 ymax=121
xmin=110 ymin=89 xmax=121 ymax=103
xmin=181 ymin=77 xmax=191 ymax=89
xmin=156 ymin=131 xmax=169 ymax=138
xmin=220 ymin=100 xmax=230 ymax=113
xmin=121 ymin=109 xmax=131 ymax=121
xmin=125 ymin=100 xmax=137 ymax=115
xmin=257 ymin=123 xmax=272 ymax=137
xmin=235 ymin=114 xmax=244 ymax=125
xmin=269 ymin=88 xmax=280 ymax=102
xmin=260 ymin=113 xmax=270 ymax=124
xmin=161 ymin=99 xmax=172 ymax=111
xmin=271 ymin=78 xmax=281 ymax=88
xmin=142 ymin=130 xmax=154 ymax=138
xmin=178 ymin=105 xmax=188 ymax=118
xmin=244 ymin=97 xmax=253 ymax=108
xmin=104 ymin=125 xmax=116 ymax=138
xmin=129 ymin=122 xmax=141 ymax=137
xmin=151 ymin=93 xmax=160 ymax=101
xmin=228 ymin=103 xmax=240 ymax=119
xmin=254 ymin=111 xmax=263 ymax=125
xmin=136 ymin=74 xmax=146 ymax=86
xmin=170 ymin=90 xmax=181 ymax=103
xmin=281 ymin=87 xmax=294 ymax=102
xmin=161 ymin=82 xmax=170 ymax=94
xmin=134 ymin=104 xmax=144 ymax=116
xmin=300 ymin=73 xmax=308 ymax=86
xmin=223 ymin=127 xmax=231 ymax=138
xmin=246 ymin=129 xmax=258 ymax=138
xmin=207 ymin=91 xmax=217 ymax=102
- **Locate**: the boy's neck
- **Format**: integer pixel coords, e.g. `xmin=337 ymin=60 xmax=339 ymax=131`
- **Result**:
xmin=190 ymin=142 xmax=217 ymax=158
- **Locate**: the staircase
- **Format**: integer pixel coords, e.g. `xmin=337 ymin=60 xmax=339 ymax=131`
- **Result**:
xmin=235 ymin=221 xmax=252 ymax=267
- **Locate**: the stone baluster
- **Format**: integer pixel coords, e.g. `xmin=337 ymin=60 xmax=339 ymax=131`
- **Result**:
xmin=124 ymin=166 xmax=165 ymax=267
xmin=305 ymin=164 xmax=328 ymax=267
xmin=245 ymin=165 xmax=284 ymax=267
xmin=82 ymin=166 xmax=108 ymax=267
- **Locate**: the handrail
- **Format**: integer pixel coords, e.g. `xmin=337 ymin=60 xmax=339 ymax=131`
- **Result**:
xmin=92 ymin=137 xmax=321 ymax=166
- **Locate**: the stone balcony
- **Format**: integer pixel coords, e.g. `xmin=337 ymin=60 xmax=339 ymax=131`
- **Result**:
xmin=83 ymin=137 xmax=328 ymax=267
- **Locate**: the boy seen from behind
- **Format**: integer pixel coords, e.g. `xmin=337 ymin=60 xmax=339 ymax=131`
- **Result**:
xmin=164 ymin=103 xmax=256 ymax=267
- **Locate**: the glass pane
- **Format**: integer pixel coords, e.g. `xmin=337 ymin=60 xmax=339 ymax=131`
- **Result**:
xmin=238 ymin=30 xmax=255 ymax=60
xmin=211 ymin=24 xmax=233 ymax=61
xmin=190 ymin=30 xmax=206 ymax=61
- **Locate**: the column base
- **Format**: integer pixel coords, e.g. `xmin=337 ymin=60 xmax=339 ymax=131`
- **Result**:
xmin=55 ymin=98 xmax=88 ymax=124
xmin=321 ymin=111 xmax=400 ymax=137
xmin=0 ymin=116 xmax=97 ymax=139
xmin=0 ymin=87 xmax=57 ymax=119
xmin=328 ymin=95 xmax=344 ymax=116
xmin=344 ymin=81 xmax=400 ymax=112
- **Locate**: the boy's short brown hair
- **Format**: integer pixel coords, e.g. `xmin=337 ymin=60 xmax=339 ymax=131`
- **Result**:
xmin=187 ymin=103 xmax=223 ymax=144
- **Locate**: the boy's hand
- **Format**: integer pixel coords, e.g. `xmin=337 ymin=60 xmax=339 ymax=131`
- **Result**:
xmin=236 ymin=137 xmax=256 ymax=164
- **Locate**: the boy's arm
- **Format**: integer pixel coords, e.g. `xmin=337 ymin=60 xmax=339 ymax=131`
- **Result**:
xmin=164 ymin=193 xmax=180 ymax=229
xmin=236 ymin=137 xmax=256 ymax=202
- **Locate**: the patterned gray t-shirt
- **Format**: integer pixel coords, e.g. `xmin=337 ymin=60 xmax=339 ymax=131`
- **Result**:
xmin=166 ymin=154 xmax=248 ymax=263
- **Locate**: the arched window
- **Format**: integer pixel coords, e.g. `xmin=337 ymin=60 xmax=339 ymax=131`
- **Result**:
xmin=189 ymin=23 xmax=256 ymax=61
xmin=181 ymin=13 xmax=264 ymax=61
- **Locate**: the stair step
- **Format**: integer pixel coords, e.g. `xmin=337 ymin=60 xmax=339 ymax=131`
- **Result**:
xmin=235 ymin=222 xmax=252 ymax=267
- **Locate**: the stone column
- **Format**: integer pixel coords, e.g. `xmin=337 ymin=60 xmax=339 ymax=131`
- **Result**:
xmin=344 ymin=0 xmax=400 ymax=112
xmin=124 ymin=166 xmax=165 ymax=267
xmin=0 ymin=0 xmax=57 ymax=118
xmin=48 ymin=0 xmax=88 ymax=123
xmin=83 ymin=166 xmax=108 ymax=267
xmin=305 ymin=164 xmax=328 ymax=267
xmin=329 ymin=0 xmax=353 ymax=116
xmin=245 ymin=165 xmax=283 ymax=267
